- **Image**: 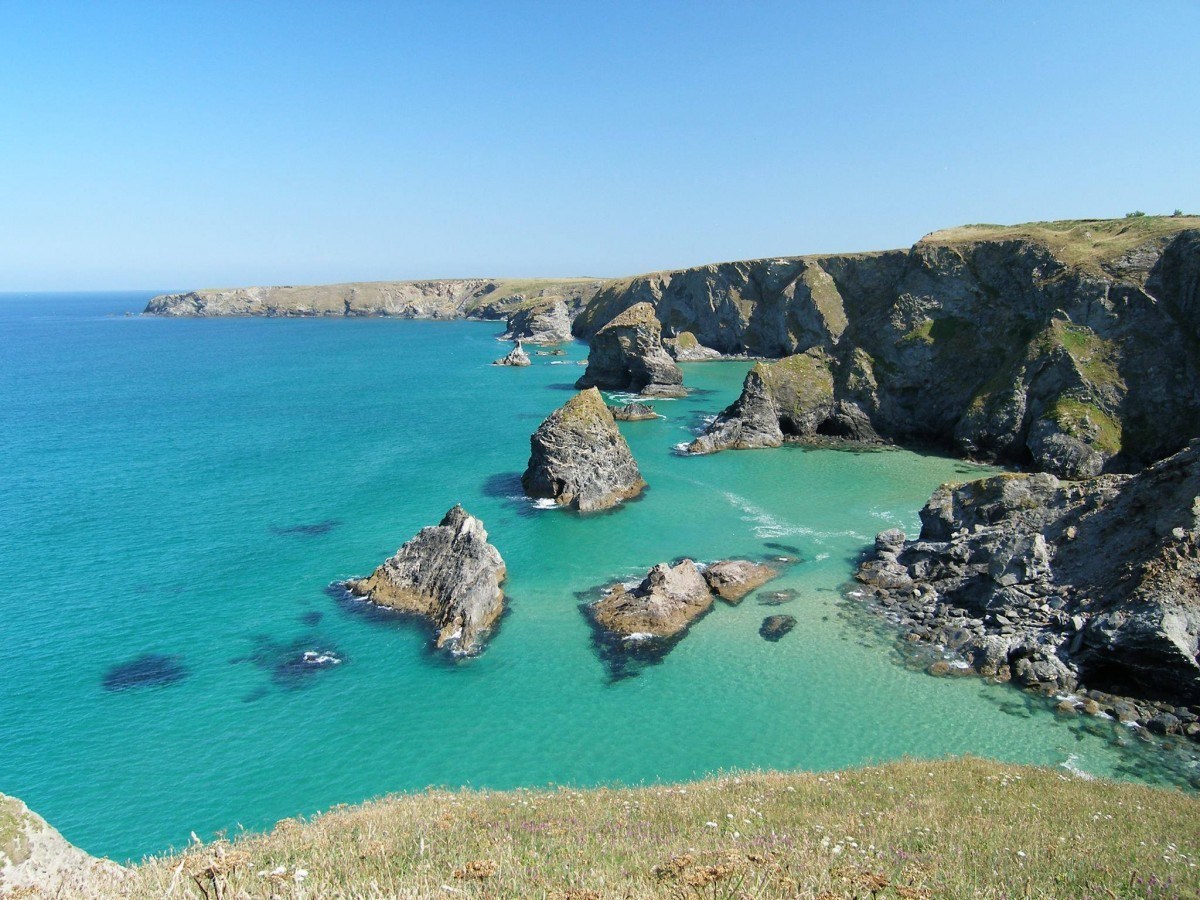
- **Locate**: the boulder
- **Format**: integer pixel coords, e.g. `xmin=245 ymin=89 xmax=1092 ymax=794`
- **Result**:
xmin=666 ymin=331 xmax=722 ymax=361
xmin=576 ymin=302 xmax=685 ymax=398
xmin=493 ymin=341 xmax=531 ymax=367
xmin=346 ymin=506 xmax=507 ymax=655
xmin=609 ymin=402 xmax=657 ymax=421
xmin=501 ymin=299 xmax=573 ymax=344
xmin=759 ymin=615 xmax=797 ymax=641
xmin=589 ymin=560 xmax=713 ymax=638
xmin=522 ymin=388 xmax=646 ymax=512
xmin=703 ymin=560 xmax=778 ymax=604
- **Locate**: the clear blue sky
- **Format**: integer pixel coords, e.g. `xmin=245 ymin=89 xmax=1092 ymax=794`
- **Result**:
xmin=2 ymin=1 xmax=1197 ymax=290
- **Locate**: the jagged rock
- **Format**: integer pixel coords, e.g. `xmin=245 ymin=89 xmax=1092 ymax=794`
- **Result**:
xmin=501 ymin=299 xmax=573 ymax=344
xmin=688 ymin=351 xmax=840 ymax=453
xmin=576 ymin=302 xmax=685 ymax=398
xmin=522 ymin=388 xmax=646 ymax=512
xmin=760 ymin=615 xmax=797 ymax=641
xmin=666 ymin=331 xmax=722 ymax=361
xmin=493 ymin=341 xmax=531 ymax=367
xmin=0 ymin=793 xmax=123 ymax=896
xmin=850 ymin=441 xmax=1200 ymax=739
xmin=345 ymin=506 xmax=507 ymax=655
xmin=574 ymin=219 xmax=1200 ymax=475
xmin=703 ymin=560 xmax=778 ymax=604
xmin=609 ymin=402 xmax=657 ymax=421
xmin=589 ymin=560 xmax=713 ymax=638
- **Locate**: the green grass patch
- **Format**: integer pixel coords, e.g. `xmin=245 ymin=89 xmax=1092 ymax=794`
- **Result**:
xmin=1050 ymin=397 xmax=1123 ymax=454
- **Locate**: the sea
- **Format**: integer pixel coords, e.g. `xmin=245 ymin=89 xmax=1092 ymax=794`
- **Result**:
xmin=1 ymin=292 xmax=1194 ymax=862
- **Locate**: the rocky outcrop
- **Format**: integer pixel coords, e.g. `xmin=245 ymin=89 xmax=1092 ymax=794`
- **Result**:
xmin=493 ymin=342 xmax=531 ymax=367
xmin=688 ymin=351 xmax=849 ymax=453
xmin=575 ymin=302 xmax=686 ymax=398
xmin=609 ymin=402 xmax=657 ymax=421
xmin=0 ymin=793 xmax=123 ymax=896
xmin=703 ymin=560 xmax=778 ymax=603
xmin=666 ymin=331 xmax=722 ymax=361
xmin=584 ymin=218 xmax=1200 ymax=477
xmin=522 ymin=388 xmax=646 ymax=512
xmin=501 ymin=299 xmax=573 ymax=344
xmin=345 ymin=506 xmax=506 ymax=655
xmin=851 ymin=441 xmax=1200 ymax=740
xmin=145 ymin=278 xmax=603 ymax=319
xmin=589 ymin=560 xmax=714 ymax=639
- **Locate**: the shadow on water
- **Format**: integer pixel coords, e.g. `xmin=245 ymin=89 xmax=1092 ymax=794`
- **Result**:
xmin=480 ymin=472 xmax=544 ymax=518
xmin=298 ymin=610 xmax=323 ymax=627
xmin=269 ymin=519 xmax=342 ymax=537
xmin=102 ymin=654 xmax=189 ymax=692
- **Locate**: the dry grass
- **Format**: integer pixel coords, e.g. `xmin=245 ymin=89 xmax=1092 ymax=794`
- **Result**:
xmin=920 ymin=216 xmax=1200 ymax=270
xmin=103 ymin=757 xmax=1200 ymax=899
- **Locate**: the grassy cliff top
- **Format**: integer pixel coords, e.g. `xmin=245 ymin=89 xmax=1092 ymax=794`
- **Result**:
xmin=921 ymin=215 xmax=1200 ymax=268
xmin=109 ymin=757 xmax=1199 ymax=898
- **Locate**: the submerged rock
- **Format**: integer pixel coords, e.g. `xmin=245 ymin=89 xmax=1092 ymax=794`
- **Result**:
xmin=703 ymin=560 xmax=778 ymax=604
xmin=522 ymin=388 xmax=646 ymax=512
xmin=102 ymin=654 xmax=188 ymax=691
xmin=850 ymin=441 xmax=1200 ymax=739
xmin=576 ymin=302 xmax=685 ymax=398
xmin=346 ymin=505 xmax=507 ymax=655
xmin=501 ymin=299 xmax=573 ymax=344
xmin=609 ymin=401 xmax=657 ymax=421
xmin=760 ymin=615 xmax=797 ymax=641
xmin=589 ymin=560 xmax=713 ymax=639
xmin=493 ymin=341 xmax=531 ymax=367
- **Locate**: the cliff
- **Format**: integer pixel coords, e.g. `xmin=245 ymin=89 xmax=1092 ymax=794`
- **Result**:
xmin=580 ymin=217 xmax=1200 ymax=476
xmin=144 ymin=278 xmax=604 ymax=319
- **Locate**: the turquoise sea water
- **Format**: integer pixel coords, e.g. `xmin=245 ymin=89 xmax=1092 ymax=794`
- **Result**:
xmin=0 ymin=293 xmax=1191 ymax=862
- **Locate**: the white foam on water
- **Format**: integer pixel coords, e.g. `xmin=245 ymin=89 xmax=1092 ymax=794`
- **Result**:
xmin=530 ymin=498 xmax=558 ymax=510
xmin=1059 ymin=755 xmax=1095 ymax=780
xmin=721 ymin=490 xmax=870 ymax=541
xmin=815 ymin=552 xmax=830 ymax=561
xmin=623 ymin=632 xmax=656 ymax=642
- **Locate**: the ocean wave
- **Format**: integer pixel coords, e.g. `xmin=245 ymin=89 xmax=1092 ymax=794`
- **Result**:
xmin=530 ymin=498 xmax=558 ymax=510
xmin=721 ymin=490 xmax=870 ymax=542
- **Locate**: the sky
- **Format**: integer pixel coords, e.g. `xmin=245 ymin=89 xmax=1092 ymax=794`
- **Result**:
xmin=1 ymin=1 xmax=1198 ymax=291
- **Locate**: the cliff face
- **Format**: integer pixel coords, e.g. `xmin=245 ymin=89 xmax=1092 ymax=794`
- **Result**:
xmin=597 ymin=218 xmax=1200 ymax=475
xmin=144 ymin=278 xmax=604 ymax=319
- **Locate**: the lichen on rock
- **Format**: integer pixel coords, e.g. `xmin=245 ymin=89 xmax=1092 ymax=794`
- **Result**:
xmin=575 ymin=302 xmax=685 ymax=398
xmin=522 ymin=388 xmax=646 ymax=512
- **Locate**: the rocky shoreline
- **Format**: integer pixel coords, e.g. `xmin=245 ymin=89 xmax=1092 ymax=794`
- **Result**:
xmin=850 ymin=442 xmax=1200 ymax=744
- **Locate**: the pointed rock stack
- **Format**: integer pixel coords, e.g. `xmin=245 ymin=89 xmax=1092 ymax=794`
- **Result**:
xmin=346 ymin=505 xmax=507 ymax=655
xmin=522 ymin=388 xmax=646 ymax=512
xmin=576 ymin=302 xmax=685 ymax=398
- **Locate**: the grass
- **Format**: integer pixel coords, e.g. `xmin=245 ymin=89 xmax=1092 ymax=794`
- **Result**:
xmin=1049 ymin=322 xmax=1123 ymax=388
xmin=897 ymin=317 xmax=972 ymax=348
xmin=110 ymin=758 xmax=1200 ymax=899
xmin=1049 ymin=397 xmax=1124 ymax=455
xmin=921 ymin=216 xmax=1200 ymax=271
